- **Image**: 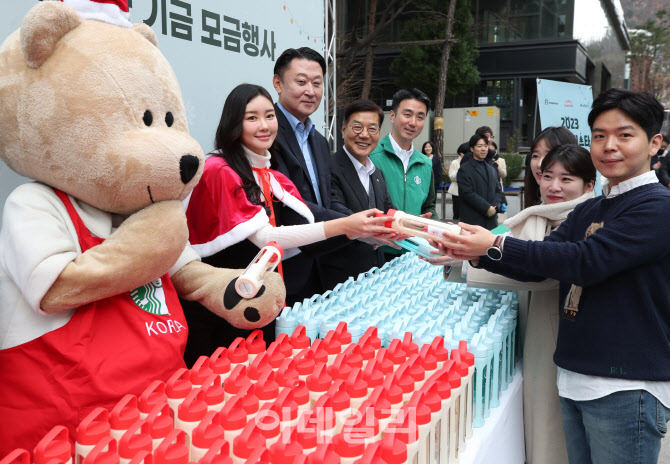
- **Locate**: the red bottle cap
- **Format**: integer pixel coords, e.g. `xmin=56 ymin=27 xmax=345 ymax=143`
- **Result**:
xmin=190 ymin=356 xmax=215 ymax=386
xmin=367 ymin=386 xmax=392 ymax=420
xmin=218 ymin=395 xmax=247 ymax=430
xmin=209 ymin=347 xmax=232 ymax=377
xmin=393 ymin=364 xmax=415 ymax=394
xmin=309 ymin=340 xmax=328 ymax=365
xmin=295 ymin=411 xmax=319 ymax=450
xmin=458 ymin=340 xmax=475 ymax=367
xmin=268 ymin=426 xmax=303 ymax=463
xmin=264 ymin=340 xmax=287 ymax=368
xmin=166 ymin=368 xmax=192 ymax=402
xmin=360 ymin=326 xmax=382 ymax=350
xmin=419 ymin=344 xmax=438 ymax=373
xmin=430 ymin=337 xmax=450 ymax=364
xmin=192 ymin=410 xmax=225 ymax=449
xmin=335 ymin=321 xmax=352 ymax=346
xmin=401 ymin=333 xmax=419 ymax=357
xmin=224 ymin=364 xmax=251 ymax=396
xmin=272 ymin=332 xmax=292 ymax=355
xmin=77 ymin=407 xmax=110 ymax=446
xmin=276 ymin=358 xmax=300 ymax=388
xmin=382 ymin=374 xmax=403 ymax=406
xmin=236 ymin=383 xmax=260 ymax=417
xmin=327 ymin=352 xmax=353 ymax=381
xmin=344 ymin=344 xmax=364 ymax=370
xmin=313 ymin=394 xmax=337 ymax=431
xmin=429 ymin=368 xmax=452 ymax=400
xmin=154 ymin=429 xmax=189 ymax=464
xmin=177 ymin=388 xmax=207 ymax=423
xmin=82 ymin=437 xmax=118 ymax=464
xmin=332 ymin=431 xmax=365 ymax=459
xmin=355 ymin=441 xmax=382 ymax=464
xmin=306 ymin=362 xmax=332 ymax=393
xmin=386 ymin=340 xmax=406 ymax=366
xmin=110 ymin=394 xmax=140 ymax=431
xmin=241 ymin=448 xmax=269 ymax=464
xmin=375 ymin=209 xmax=396 ymax=230
xmin=255 ymin=370 xmax=279 ymax=402
xmin=362 ymin=359 xmax=384 ymax=390
xmin=450 ymin=349 xmax=469 ymax=377
xmin=407 ymin=391 xmax=431 ymax=425
xmin=253 ymin=408 xmax=281 ymax=440
xmin=373 ymin=348 xmax=394 ymax=375
xmin=290 ymin=326 xmax=311 ymax=351
xmin=380 ymin=433 xmax=407 ymax=464
xmin=246 ymin=330 xmax=267 ymax=355
xmin=359 ymin=341 xmax=376 ymax=363
xmin=34 ymin=426 xmax=71 ymax=464
xmin=321 ymin=331 xmax=342 ymax=356
xmin=290 ymin=379 xmax=310 ymax=408
xmin=326 ymin=380 xmax=350 ymax=412
xmin=306 ymin=443 xmax=340 ymax=464
xmin=385 ymin=407 xmax=418 ymax=445
xmin=268 ymin=388 xmax=299 ymax=422
xmin=232 ymin=421 xmax=267 ymax=460
xmin=127 ymin=451 xmax=151 ymax=464
xmin=419 ymin=383 xmax=442 ymax=414
xmin=345 ymin=368 xmax=369 ymax=400
xmin=342 ymin=401 xmax=379 ymax=438
xmin=201 ymin=374 xmax=225 ymax=407
xmin=197 ymin=439 xmax=232 ymax=464
xmin=248 ymin=351 xmax=272 ymax=382
xmin=228 ymin=337 xmax=249 ymax=364
xmin=0 ymin=450 xmax=29 ymax=464
xmin=142 ymin=403 xmax=172 ymax=441
xmin=118 ymin=419 xmax=151 ymax=459
xmin=294 ymin=349 xmax=317 ymax=377
xmin=405 ymin=354 xmax=426 ymax=384
xmin=138 ymin=381 xmax=167 ymax=415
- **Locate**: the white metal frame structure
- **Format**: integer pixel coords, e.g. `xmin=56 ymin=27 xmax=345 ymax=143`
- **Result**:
xmin=323 ymin=0 xmax=337 ymax=150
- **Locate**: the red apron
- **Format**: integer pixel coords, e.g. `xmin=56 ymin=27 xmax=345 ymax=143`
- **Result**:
xmin=0 ymin=190 xmax=188 ymax=454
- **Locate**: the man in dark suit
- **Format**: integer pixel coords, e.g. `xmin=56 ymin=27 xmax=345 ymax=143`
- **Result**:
xmin=271 ymin=47 xmax=348 ymax=304
xmin=457 ymin=133 xmax=504 ymax=230
xmin=321 ymin=100 xmax=401 ymax=290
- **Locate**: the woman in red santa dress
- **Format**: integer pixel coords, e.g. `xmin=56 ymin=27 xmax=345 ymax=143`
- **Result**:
xmin=182 ymin=84 xmax=389 ymax=364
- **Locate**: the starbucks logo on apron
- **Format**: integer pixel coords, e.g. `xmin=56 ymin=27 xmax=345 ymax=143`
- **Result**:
xmin=414 ymin=176 xmax=422 ymax=185
xmin=130 ymin=278 xmax=170 ymax=315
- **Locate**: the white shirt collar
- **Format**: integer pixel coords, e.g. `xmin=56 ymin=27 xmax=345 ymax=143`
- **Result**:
xmin=389 ymin=133 xmax=413 ymax=173
xmin=242 ymin=145 xmax=272 ymax=169
xmin=343 ymin=147 xmax=376 ymax=175
xmin=602 ymin=170 xmax=658 ymax=198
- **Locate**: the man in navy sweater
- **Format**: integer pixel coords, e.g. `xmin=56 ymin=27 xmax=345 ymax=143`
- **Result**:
xmin=438 ymin=89 xmax=670 ymax=464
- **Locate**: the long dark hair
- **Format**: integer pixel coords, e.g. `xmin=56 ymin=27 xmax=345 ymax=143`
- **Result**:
xmin=524 ymin=127 xmax=578 ymax=207
xmin=541 ymin=144 xmax=596 ymax=185
xmin=421 ymin=141 xmax=436 ymax=156
xmin=214 ymin=84 xmax=276 ymax=205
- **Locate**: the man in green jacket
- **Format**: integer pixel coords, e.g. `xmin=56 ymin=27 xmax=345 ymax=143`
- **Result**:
xmin=370 ymin=88 xmax=437 ymax=261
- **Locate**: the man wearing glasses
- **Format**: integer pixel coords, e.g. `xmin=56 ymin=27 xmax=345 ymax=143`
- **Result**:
xmin=321 ymin=100 xmax=401 ymax=289
xmin=370 ymin=88 xmax=437 ymax=262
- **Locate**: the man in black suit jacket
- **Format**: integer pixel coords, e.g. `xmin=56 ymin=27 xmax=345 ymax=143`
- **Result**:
xmin=457 ymin=133 xmax=504 ymax=230
xmin=271 ymin=47 xmax=348 ymax=304
xmin=321 ymin=100 xmax=400 ymax=290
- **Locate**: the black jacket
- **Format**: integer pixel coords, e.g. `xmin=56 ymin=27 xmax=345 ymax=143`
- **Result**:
xmin=320 ymin=148 xmax=396 ymax=290
xmin=457 ymin=158 xmax=504 ymax=230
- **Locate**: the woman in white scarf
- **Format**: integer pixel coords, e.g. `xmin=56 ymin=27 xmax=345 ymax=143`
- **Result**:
xmin=430 ymin=144 xmax=596 ymax=464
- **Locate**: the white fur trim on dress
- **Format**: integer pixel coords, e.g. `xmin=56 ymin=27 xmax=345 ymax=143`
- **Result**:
xmin=63 ymin=0 xmax=132 ymax=28
xmin=191 ymin=208 xmax=269 ymax=258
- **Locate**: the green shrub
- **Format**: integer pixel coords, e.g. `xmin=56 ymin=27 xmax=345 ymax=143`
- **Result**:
xmin=499 ymin=153 xmax=525 ymax=187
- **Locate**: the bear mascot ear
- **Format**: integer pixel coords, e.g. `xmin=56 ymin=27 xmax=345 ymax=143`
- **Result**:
xmin=20 ymin=2 xmax=82 ymax=69
xmin=133 ymin=23 xmax=159 ymax=47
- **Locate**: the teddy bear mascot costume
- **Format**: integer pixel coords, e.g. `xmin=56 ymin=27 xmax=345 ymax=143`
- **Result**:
xmin=0 ymin=0 xmax=286 ymax=453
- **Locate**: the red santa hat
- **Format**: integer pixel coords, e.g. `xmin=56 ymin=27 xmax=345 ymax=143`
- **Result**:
xmin=60 ymin=0 xmax=132 ymax=28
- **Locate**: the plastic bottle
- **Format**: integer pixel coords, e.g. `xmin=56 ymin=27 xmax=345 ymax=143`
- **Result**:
xmin=110 ymin=394 xmax=140 ymax=444
xmin=334 ymin=321 xmax=353 ymax=352
xmin=267 ymin=387 xmax=300 ymax=432
xmin=405 ymin=354 xmax=427 ymax=392
xmin=295 ymin=410 xmax=319 ymax=455
xmin=447 ymin=368 xmax=462 ymax=464
xmin=327 ymin=352 xmax=353 ymax=382
xmin=224 ymin=364 xmax=251 ymax=403
xmin=366 ymin=385 xmax=393 ymax=435
xmin=407 ymin=391 xmax=433 ymax=464
xmin=306 ymin=362 xmax=333 ymax=408
xmin=201 ymin=374 xmax=226 ymax=412
xmin=430 ymin=337 xmax=450 ymax=372
xmin=386 ymin=340 xmax=407 ymax=372
xmin=309 ymin=339 xmax=329 ymax=366
xmin=0 ymin=450 xmax=29 ymax=464
xmin=306 ymin=443 xmax=340 ymax=464
xmin=118 ymin=419 xmax=151 ymax=464
xmin=289 ymin=326 xmax=311 ymax=356
xmin=294 ymin=348 xmax=317 ymax=382
xmin=373 ymin=348 xmax=394 ymax=377
xmin=321 ymin=331 xmax=342 ymax=366
xmin=362 ymin=358 xmax=384 ymax=394
xmin=229 ymin=338 xmax=250 ymax=368
xmin=264 ymin=339 xmax=287 ymax=369
xmin=267 ymin=426 xmax=304 ymax=464
xmin=428 ymin=365 xmax=453 ymax=464
xmin=345 ymin=368 xmax=370 ymax=412
xmin=420 ymin=382 xmax=443 ymax=464
xmin=276 ymin=357 xmax=300 ymax=392
xmin=394 ymin=364 xmax=415 ymax=406
xmin=154 ymin=429 xmax=189 ymax=464
xmin=331 ymin=431 xmax=365 ymax=464
xmin=191 ymin=356 xmax=215 ymax=387
xmin=246 ymin=330 xmax=267 ymax=366
xmin=386 ymin=406 xmax=420 ymax=464
xmin=143 ymin=403 xmax=173 ymax=451
xmin=344 ymin=344 xmax=364 ymax=372
xmin=138 ymin=380 xmax=168 ymax=420
xmin=375 ymin=209 xmax=461 ymax=242
xmin=176 ymin=388 xmax=208 ymax=447
xmin=235 ymin=242 xmax=283 ymax=299
xmin=485 ymin=323 xmax=504 ymax=410
xmin=291 ymin=379 xmax=311 ymax=414
xmin=451 ymin=350 xmax=471 ymax=454
xmin=34 ymin=426 xmax=72 ymax=464
xmin=75 ymin=408 xmax=110 ymax=464
xmin=166 ymin=368 xmax=193 ymax=421
xmin=190 ymin=410 xmax=226 ymax=462
xmin=254 ymin=370 xmax=280 ymax=408
xmin=247 ymin=351 xmax=272 ymax=384
xmin=326 ymin=380 xmax=352 ymax=433
xmin=210 ymin=347 xmax=232 ymax=386
xmin=81 ymin=437 xmax=117 ymax=464
xmin=231 ymin=420 xmax=269 ymax=464
xmin=470 ymin=334 xmax=488 ymax=430
xmin=236 ymin=383 xmax=260 ymax=423
xmin=457 ymin=340 xmax=476 ymax=440
xmin=218 ymin=396 xmax=247 ymax=458
xmin=379 ymin=433 xmax=408 ymax=464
